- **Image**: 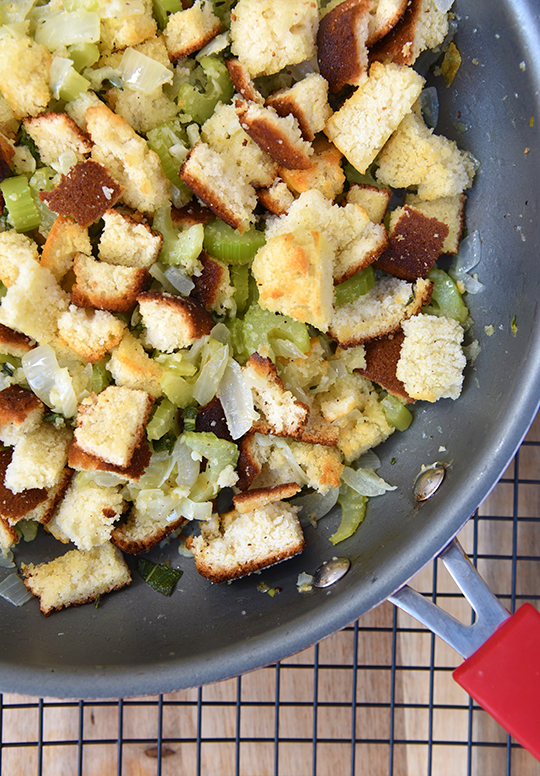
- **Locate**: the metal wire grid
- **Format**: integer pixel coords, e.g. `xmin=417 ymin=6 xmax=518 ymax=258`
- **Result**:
xmin=1 ymin=417 xmax=540 ymax=776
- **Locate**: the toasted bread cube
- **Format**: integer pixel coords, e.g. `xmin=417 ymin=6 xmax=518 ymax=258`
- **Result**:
xmin=106 ymin=84 xmax=178 ymax=135
xmin=396 ymin=314 xmax=466 ymax=401
xmin=236 ymin=99 xmax=313 ymax=170
xmin=21 ymin=542 xmax=131 ymax=615
xmin=333 ymin=219 xmax=388 ymax=284
xmin=73 ymin=385 xmax=154 ymax=468
xmin=0 ymin=36 xmax=51 ymax=119
xmin=230 ymin=0 xmax=318 ymax=78
xmin=111 ymin=504 xmax=185 ymax=554
xmin=225 ymin=58 xmax=264 ymax=103
xmin=0 ymin=461 xmax=72 ymax=528
xmin=41 ymin=216 xmax=92 ymax=282
xmin=405 ymin=193 xmax=466 ymax=254
xmin=266 ymin=73 xmax=332 ymax=141
xmin=98 ymin=209 xmax=162 ymax=268
xmin=347 ymin=183 xmax=392 ymax=224
xmin=0 ymin=93 xmax=19 ymax=139
xmin=370 ymin=0 xmax=449 ymax=66
xmin=137 ymin=291 xmax=214 ymax=352
xmin=0 ymin=385 xmax=45 ymax=446
xmin=4 ymin=424 xmax=72 ymax=494
xmin=0 ymin=323 xmax=35 ymax=359
xmin=100 ymin=0 xmax=157 ymax=51
xmin=232 ymin=483 xmax=301 ymax=514
xmin=0 ymin=258 xmax=70 ymax=345
xmin=180 ymin=142 xmax=257 ymax=233
xmin=0 ymin=231 xmax=39 ymax=288
xmin=188 ymin=501 xmax=304 ymax=583
xmin=190 ymin=255 xmax=236 ymax=316
xmin=244 ymin=353 xmax=309 ymax=438
xmin=257 ymin=178 xmax=295 ymax=216
xmin=0 ymin=515 xmax=18 ymax=553
xmin=68 ymin=438 xmax=151 ymax=482
xmin=86 ymin=104 xmax=170 ymax=214
xmin=317 ymin=0 xmax=371 ymax=93
xmin=324 ymin=61 xmax=424 ymax=174
xmin=164 ymin=0 xmax=222 ymax=61
xmin=376 ymin=111 xmax=475 ymax=200
xmin=57 ymin=305 xmax=126 ymax=363
xmin=357 ymin=330 xmax=412 ymax=402
xmin=366 ymin=0 xmax=408 ymax=45
xmin=329 ymin=276 xmax=432 ymax=346
xmin=252 ymin=230 xmax=335 ymax=331
xmin=107 ymin=331 xmax=164 ymax=398
xmin=279 ymin=138 xmax=345 ymax=201
xmin=47 ymin=479 xmax=125 ymax=551
xmin=71 ymin=254 xmax=150 ymax=314
xmin=23 ymin=112 xmax=92 ymax=166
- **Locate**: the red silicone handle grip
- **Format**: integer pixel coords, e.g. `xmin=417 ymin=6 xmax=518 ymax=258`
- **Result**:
xmin=453 ymin=603 xmax=540 ymax=759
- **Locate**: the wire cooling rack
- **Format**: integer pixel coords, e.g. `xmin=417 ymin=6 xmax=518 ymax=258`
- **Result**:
xmin=1 ymin=413 xmax=540 ymax=776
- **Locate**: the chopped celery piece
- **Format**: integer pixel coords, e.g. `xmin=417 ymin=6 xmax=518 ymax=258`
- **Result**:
xmin=230 ymin=264 xmax=250 ymax=315
xmin=136 ymin=557 xmax=182 ymax=596
xmin=153 ymin=205 xmax=204 ymax=271
xmin=225 ymin=317 xmax=247 ymax=362
xmin=182 ymin=405 xmax=198 ymax=433
xmin=177 ymin=57 xmax=234 ymax=125
xmin=15 ymin=520 xmax=39 ymax=543
xmin=155 ymin=352 xmax=198 ymax=377
xmin=161 ymin=370 xmax=193 ymax=407
xmin=147 ymin=122 xmax=191 ymax=205
xmin=91 ymin=359 xmax=111 ymax=393
xmin=153 ymin=0 xmax=183 ymax=29
xmin=183 ymin=431 xmax=238 ymax=500
xmin=50 ymin=57 xmax=90 ymax=101
xmin=334 ymin=266 xmax=376 ymax=307
xmin=146 ymin=398 xmax=177 ymax=440
xmin=329 ymin=484 xmax=367 ymax=545
xmin=380 ymin=394 xmax=413 ymax=432
xmin=423 ymin=267 xmax=469 ymax=324
xmin=0 ymin=176 xmax=40 ymax=232
xmin=68 ymin=41 xmax=99 ymax=72
xmin=242 ymin=304 xmax=310 ymax=360
xmin=203 ymin=219 xmax=266 ymax=264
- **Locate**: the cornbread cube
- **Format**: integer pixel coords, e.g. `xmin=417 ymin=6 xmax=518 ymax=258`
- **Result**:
xmin=68 ymin=438 xmax=152 ymax=482
xmin=396 ymin=314 xmax=466 ymax=401
xmin=137 ymin=291 xmax=214 ymax=352
xmin=57 ymin=305 xmax=126 ymax=363
xmin=324 ymin=61 xmax=424 ymax=174
xmin=190 ymin=255 xmax=236 ymax=316
xmin=23 ymin=112 xmax=93 ymax=166
xmin=257 ymin=178 xmax=295 ymax=216
xmin=0 ymin=516 xmax=18 ymax=554
xmin=279 ymin=138 xmax=345 ymax=201
xmin=236 ymin=99 xmax=313 ymax=170
xmin=22 ymin=542 xmax=131 ymax=615
xmin=47 ymin=480 xmax=125 ymax=551
xmin=4 ymin=424 xmax=72 ymax=494
xmin=405 ymin=193 xmax=466 ymax=254
xmin=0 ymin=36 xmax=51 ymax=119
xmin=244 ymin=353 xmax=309 ymax=438
xmin=370 ymin=0 xmax=449 ymax=66
xmin=232 ymin=483 xmax=301 ymax=514
xmin=347 ymin=183 xmax=392 ymax=224
xmin=366 ymin=0 xmax=408 ymax=45
xmin=188 ymin=501 xmax=305 ymax=582
xmin=100 ymin=0 xmax=157 ymax=51
xmin=0 ymin=385 xmax=45 ymax=446
xmin=40 ymin=216 xmax=92 ymax=282
xmin=0 ymin=323 xmax=35 ymax=359
xmin=98 ymin=209 xmax=162 ymax=268
xmin=106 ymin=331 xmax=164 ymax=398
xmin=230 ymin=0 xmax=319 ymax=77
xmin=106 ymin=85 xmax=178 ymax=135
xmin=266 ymin=73 xmax=332 ymax=141
xmin=0 ymin=231 xmax=39 ymax=288
xmin=71 ymin=254 xmax=150 ymax=314
xmin=73 ymin=385 xmax=154 ymax=467
xmin=164 ymin=0 xmax=222 ymax=61
xmin=112 ymin=504 xmax=185 ymax=554
xmin=317 ymin=0 xmax=371 ymax=93
xmin=358 ymin=330 xmax=412 ymax=402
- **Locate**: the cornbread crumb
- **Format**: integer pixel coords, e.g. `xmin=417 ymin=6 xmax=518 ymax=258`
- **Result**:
xmin=4 ymin=424 xmax=72 ymax=494
xmin=0 ymin=231 xmax=39 ymax=288
xmin=137 ymin=291 xmax=214 ymax=352
xmin=236 ymin=99 xmax=313 ymax=170
xmin=57 ymin=305 xmax=126 ymax=363
xmin=0 ymin=36 xmax=51 ymax=119
xmin=41 ymin=216 xmax=92 ymax=282
xmin=164 ymin=0 xmax=222 ymax=61
xmin=244 ymin=353 xmax=309 ymax=438
xmin=47 ymin=480 xmax=125 ymax=551
xmin=99 ymin=209 xmax=162 ymax=268
xmin=266 ymin=73 xmax=332 ymax=141
xmin=0 ymin=385 xmax=45 ymax=446
xmin=107 ymin=331 xmax=164 ymax=397
xmin=23 ymin=112 xmax=93 ymax=166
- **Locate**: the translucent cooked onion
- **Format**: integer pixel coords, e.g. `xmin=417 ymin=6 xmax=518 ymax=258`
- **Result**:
xmin=210 ymin=322 xmax=232 ymax=345
xmin=35 ymin=11 xmax=100 ymax=50
xmin=135 ymin=489 xmax=183 ymax=522
xmin=341 ymin=466 xmax=396 ymax=497
xmin=0 ymin=573 xmax=33 ymax=607
xmin=173 ymin=495 xmax=212 ymax=521
xmin=192 ymin=342 xmax=229 ymax=406
xmin=172 ymin=440 xmax=200 ymax=489
xmin=453 ymin=230 xmax=482 ymax=274
xmin=120 ymin=47 xmax=173 ymax=95
xmin=22 ymin=344 xmax=78 ymax=417
xmin=100 ymin=0 xmax=146 ymax=17
xmin=271 ymin=337 xmax=308 ymax=360
xmin=0 ymin=550 xmax=14 ymax=568
xmin=163 ymin=266 xmax=195 ymax=295
xmin=354 ymin=450 xmax=382 ymax=470
xmin=291 ymin=487 xmax=339 ymax=521
xmin=218 ymin=359 xmax=259 ymax=440
xmin=433 ymin=0 xmax=454 ymax=11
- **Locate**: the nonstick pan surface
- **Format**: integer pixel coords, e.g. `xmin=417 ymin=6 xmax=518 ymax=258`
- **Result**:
xmin=1 ymin=0 xmax=540 ymax=700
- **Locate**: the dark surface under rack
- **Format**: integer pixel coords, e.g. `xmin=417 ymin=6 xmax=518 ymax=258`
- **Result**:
xmin=1 ymin=413 xmax=540 ymax=776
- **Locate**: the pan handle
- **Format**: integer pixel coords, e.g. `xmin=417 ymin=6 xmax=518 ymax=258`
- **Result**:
xmin=389 ymin=538 xmax=540 ymax=761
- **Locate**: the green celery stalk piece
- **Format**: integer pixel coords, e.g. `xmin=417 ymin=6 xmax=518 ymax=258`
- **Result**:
xmin=152 ymin=0 xmax=183 ymax=29
xmin=146 ymin=398 xmax=177 ymax=440
xmin=136 ymin=558 xmax=183 ymax=596
xmin=329 ymin=484 xmax=368 ymax=545
xmin=380 ymin=394 xmax=413 ymax=432
xmin=178 ymin=57 xmax=234 ymax=125
xmin=203 ymin=219 xmax=266 ymax=264
xmin=242 ymin=304 xmax=310 ymax=360
xmin=0 ymin=176 xmax=41 ymax=232
xmin=68 ymin=41 xmax=99 ymax=72
xmin=334 ymin=266 xmax=376 ymax=307
xmin=230 ymin=263 xmax=250 ymax=315
xmin=423 ymin=267 xmax=469 ymax=323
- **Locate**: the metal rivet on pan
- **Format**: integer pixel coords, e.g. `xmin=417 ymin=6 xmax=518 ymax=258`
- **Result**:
xmin=413 ymin=463 xmax=446 ymax=502
xmin=312 ymin=557 xmax=351 ymax=588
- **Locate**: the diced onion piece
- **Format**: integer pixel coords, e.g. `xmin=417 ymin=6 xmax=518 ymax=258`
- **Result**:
xmin=453 ymin=230 xmax=482 ymax=275
xmin=0 ymin=574 xmax=33 ymax=606
xmin=433 ymin=0 xmax=454 ymax=11
xmin=292 ymin=487 xmax=339 ymax=521
xmin=341 ymin=466 xmax=396 ymax=497
xmin=120 ymin=47 xmax=173 ymax=95
xmin=354 ymin=450 xmax=382 ymax=470
xmin=192 ymin=341 xmax=229 ymax=406
xmin=271 ymin=337 xmax=308 ymax=360
xmin=163 ymin=266 xmax=194 ymax=295
xmin=256 ymin=435 xmax=309 ymax=486
xmin=149 ymin=262 xmax=178 ymax=294
xmin=210 ymin=322 xmax=231 ymax=345
xmin=0 ymin=0 xmax=35 ymax=24
xmin=174 ymin=495 xmax=212 ymax=521
xmin=195 ymin=31 xmax=230 ymax=60
xmin=100 ymin=0 xmax=146 ymax=16
xmin=22 ymin=344 xmax=78 ymax=417
xmin=172 ymin=440 xmax=200 ymax=490
xmin=83 ymin=65 xmax=123 ymax=91
xmin=135 ymin=488 xmax=183 ymax=522
xmin=0 ymin=550 xmax=15 ymax=569
xmin=218 ymin=359 xmax=259 ymax=440
xmin=35 ymin=11 xmax=100 ymax=50
xmin=51 ymin=149 xmax=79 ymax=175
xmin=50 ymin=56 xmax=90 ymax=101
xmin=459 ymin=273 xmax=485 ymax=294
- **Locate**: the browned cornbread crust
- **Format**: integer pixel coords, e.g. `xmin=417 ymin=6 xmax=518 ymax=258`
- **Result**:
xmin=190 ymin=253 xmax=228 ymax=310
xmin=370 ymin=0 xmax=428 ymax=65
xmin=357 ymin=329 xmax=413 ymax=401
xmin=317 ymin=0 xmax=371 ymax=93
xmin=23 ymin=111 xmax=93 ymax=161
xmin=0 ymin=322 xmax=35 ymax=357
xmin=137 ymin=291 xmax=215 ymax=346
xmin=265 ymin=91 xmax=317 ymax=142
xmin=196 ymin=397 xmax=233 ymax=441
xmin=246 ymin=352 xmax=310 ymax=438
xmin=236 ymin=431 xmax=261 ymax=491
xmin=68 ymin=439 xmax=152 ymax=481
xmin=0 ymin=133 xmax=14 ymax=180
xmin=232 ymin=483 xmax=301 ymax=513
xmin=171 ymin=202 xmax=215 ymax=229
xmin=39 ymin=160 xmax=123 ymax=228
xmin=111 ymin=508 xmax=186 ymax=554
xmin=0 ymin=385 xmax=44 ymax=430
xmin=374 ymin=206 xmax=449 ymax=280
xmin=71 ymin=255 xmax=150 ymax=313
xmin=235 ymin=99 xmax=312 ymax=170
xmin=226 ymin=58 xmax=264 ymax=103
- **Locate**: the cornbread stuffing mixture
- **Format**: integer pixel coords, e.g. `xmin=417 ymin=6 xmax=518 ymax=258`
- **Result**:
xmin=0 ymin=0 xmax=476 ymax=614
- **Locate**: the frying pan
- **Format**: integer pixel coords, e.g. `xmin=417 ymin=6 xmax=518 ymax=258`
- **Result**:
xmin=1 ymin=0 xmax=540 ymax=730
